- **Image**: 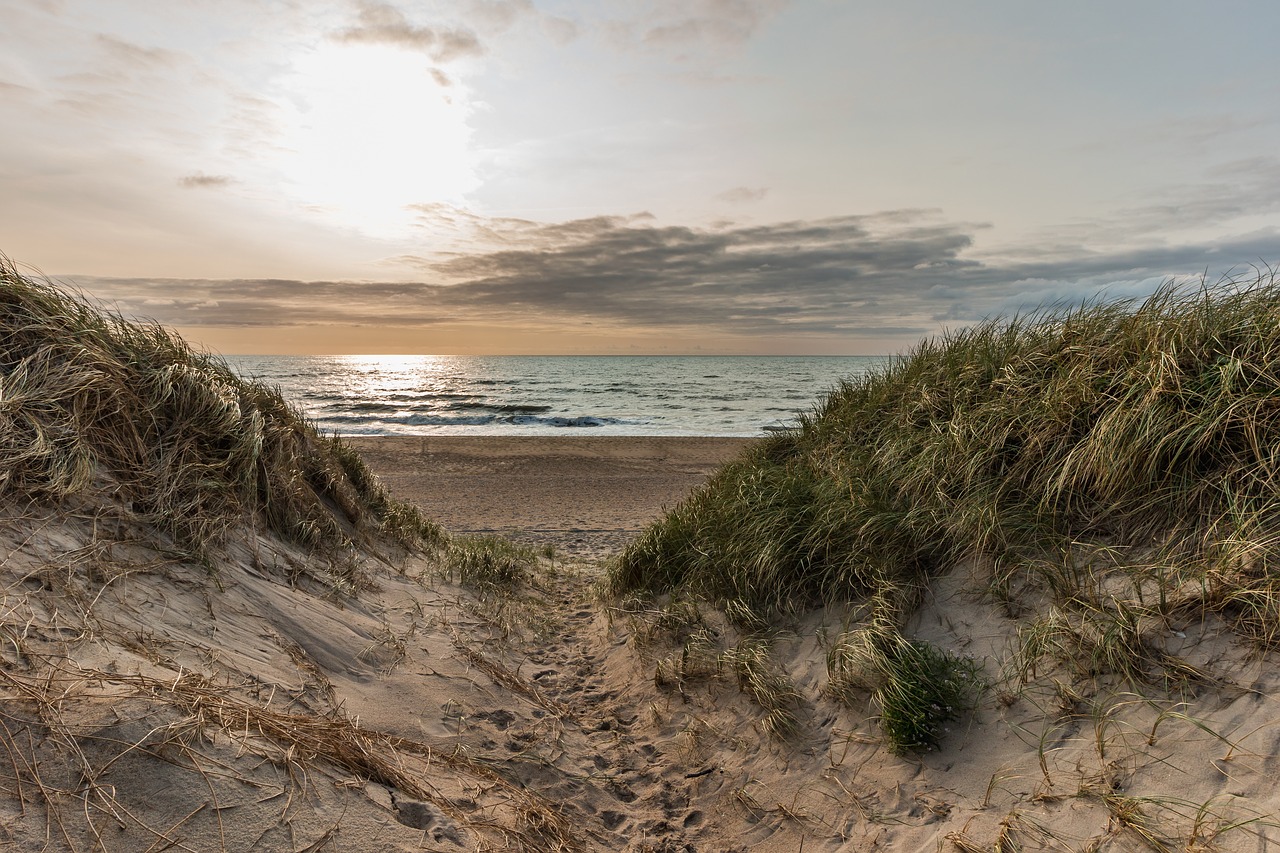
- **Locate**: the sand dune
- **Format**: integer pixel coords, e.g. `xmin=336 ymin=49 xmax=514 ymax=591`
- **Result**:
xmin=5 ymin=437 xmax=1279 ymax=851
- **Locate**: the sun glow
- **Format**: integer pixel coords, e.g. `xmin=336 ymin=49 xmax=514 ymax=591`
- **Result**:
xmin=272 ymin=43 xmax=480 ymax=236
xmin=338 ymin=353 xmax=447 ymax=373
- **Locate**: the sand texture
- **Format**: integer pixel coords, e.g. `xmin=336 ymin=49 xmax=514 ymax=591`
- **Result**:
xmin=3 ymin=437 xmax=1280 ymax=851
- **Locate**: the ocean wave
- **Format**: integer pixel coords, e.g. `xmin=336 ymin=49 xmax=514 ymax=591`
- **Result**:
xmin=339 ymin=401 xmax=408 ymax=413
xmin=518 ymin=415 xmax=619 ymax=428
xmin=319 ymin=412 xmax=635 ymax=429
xmin=450 ymin=402 xmax=554 ymax=414
xmin=582 ymin=384 xmax=639 ymax=393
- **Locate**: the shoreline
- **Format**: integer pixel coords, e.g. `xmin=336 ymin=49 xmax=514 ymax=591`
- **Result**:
xmin=346 ymin=435 xmax=755 ymax=556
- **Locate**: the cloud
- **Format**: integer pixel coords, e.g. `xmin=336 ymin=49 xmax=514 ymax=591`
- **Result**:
xmin=179 ymin=172 xmax=235 ymax=189
xmin=94 ymin=34 xmax=180 ymax=69
xmin=641 ymin=0 xmax=790 ymax=47
xmin=409 ymin=212 xmax=984 ymax=333
xmin=63 ymin=208 xmax=1280 ymax=350
xmin=595 ymin=0 xmax=787 ymax=65
xmin=334 ymin=1 xmax=483 ymax=62
xmin=1113 ymin=157 xmax=1280 ymax=235
xmin=718 ymin=186 xmax=768 ymax=204
xmin=465 ymin=0 xmax=534 ymax=31
xmin=70 ymin=277 xmax=456 ymax=329
xmin=1019 ymin=156 xmax=1280 ymax=255
xmin=541 ymin=15 xmax=578 ymax=44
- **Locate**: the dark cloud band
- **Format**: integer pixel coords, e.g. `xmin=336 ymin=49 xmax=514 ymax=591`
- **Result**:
xmin=64 ymin=211 xmax=1280 ymax=347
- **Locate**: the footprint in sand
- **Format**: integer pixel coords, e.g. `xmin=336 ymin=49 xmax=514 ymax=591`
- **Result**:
xmin=390 ymin=796 xmax=463 ymax=845
xmin=607 ymin=778 xmax=640 ymax=803
xmin=472 ymin=708 xmax=516 ymax=729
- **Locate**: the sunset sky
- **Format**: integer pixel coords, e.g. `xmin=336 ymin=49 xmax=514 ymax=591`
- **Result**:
xmin=3 ymin=1 xmax=1280 ymax=354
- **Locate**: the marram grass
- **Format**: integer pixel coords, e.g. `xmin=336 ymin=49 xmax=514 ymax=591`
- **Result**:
xmin=0 ymin=256 xmax=442 ymax=562
xmin=442 ymin=534 xmax=539 ymax=594
xmin=607 ymin=271 xmax=1280 ymax=750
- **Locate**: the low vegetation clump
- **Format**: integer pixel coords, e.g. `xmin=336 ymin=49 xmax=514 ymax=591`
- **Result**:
xmin=608 ymin=271 xmax=1280 ymax=750
xmin=828 ymin=624 xmax=983 ymax=753
xmin=443 ymin=534 xmax=540 ymax=594
xmin=0 ymin=256 xmax=442 ymax=563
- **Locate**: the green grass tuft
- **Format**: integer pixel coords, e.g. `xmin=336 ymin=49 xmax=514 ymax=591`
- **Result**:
xmin=828 ymin=622 xmax=982 ymax=752
xmin=874 ymin=638 xmax=983 ymax=754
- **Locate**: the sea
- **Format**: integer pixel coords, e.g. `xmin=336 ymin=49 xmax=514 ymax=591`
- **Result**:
xmin=223 ymin=355 xmax=888 ymax=437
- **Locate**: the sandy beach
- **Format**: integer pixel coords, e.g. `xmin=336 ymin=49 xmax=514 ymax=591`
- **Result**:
xmin=347 ymin=436 xmax=754 ymax=556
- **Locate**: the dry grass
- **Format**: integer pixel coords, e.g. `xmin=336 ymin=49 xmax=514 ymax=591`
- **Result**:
xmin=720 ymin=637 xmax=803 ymax=739
xmin=0 ymin=661 xmax=579 ymax=852
xmin=452 ymin=631 xmax=574 ymax=719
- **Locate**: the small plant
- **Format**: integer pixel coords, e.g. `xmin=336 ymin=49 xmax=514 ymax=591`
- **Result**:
xmin=879 ymin=638 xmax=982 ymax=754
xmin=828 ymin=626 xmax=982 ymax=753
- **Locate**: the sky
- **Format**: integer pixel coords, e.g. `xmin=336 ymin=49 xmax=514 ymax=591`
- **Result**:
xmin=3 ymin=0 xmax=1280 ymax=355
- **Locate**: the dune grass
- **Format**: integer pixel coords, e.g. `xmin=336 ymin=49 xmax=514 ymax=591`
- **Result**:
xmin=441 ymin=535 xmax=540 ymax=594
xmin=607 ymin=270 xmax=1280 ymax=750
xmin=0 ymin=256 xmax=442 ymax=565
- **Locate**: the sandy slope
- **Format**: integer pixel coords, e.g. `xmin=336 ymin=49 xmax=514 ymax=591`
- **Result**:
xmin=3 ymin=438 xmax=1280 ymax=852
